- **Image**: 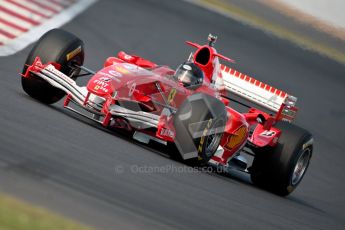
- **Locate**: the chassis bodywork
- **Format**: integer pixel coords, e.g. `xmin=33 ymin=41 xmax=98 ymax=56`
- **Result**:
xmin=22 ymin=37 xmax=298 ymax=167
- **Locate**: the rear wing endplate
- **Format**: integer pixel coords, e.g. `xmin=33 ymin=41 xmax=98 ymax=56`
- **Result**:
xmin=220 ymin=64 xmax=298 ymax=122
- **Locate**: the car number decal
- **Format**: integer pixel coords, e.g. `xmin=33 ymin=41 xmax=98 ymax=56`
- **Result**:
xmin=260 ymin=130 xmax=276 ymax=137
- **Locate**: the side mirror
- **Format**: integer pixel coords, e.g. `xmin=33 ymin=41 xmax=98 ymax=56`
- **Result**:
xmin=256 ymin=114 xmax=266 ymax=125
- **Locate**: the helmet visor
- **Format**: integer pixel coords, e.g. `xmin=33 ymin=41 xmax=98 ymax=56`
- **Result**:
xmin=175 ymin=69 xmax=193 ymax=86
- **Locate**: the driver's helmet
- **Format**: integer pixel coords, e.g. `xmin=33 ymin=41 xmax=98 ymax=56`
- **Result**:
xmin=173 ymin=62 xmax=204 ymax=89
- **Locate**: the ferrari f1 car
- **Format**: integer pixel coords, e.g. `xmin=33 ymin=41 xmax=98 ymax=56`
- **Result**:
xmin=21 ymin=29 xmax=313 ymax=196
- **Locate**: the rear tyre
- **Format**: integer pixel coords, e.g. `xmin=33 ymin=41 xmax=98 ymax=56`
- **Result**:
xmin=250 ymin=121 xmax=313 ymax=196
xmin=22 ymin=29 xmax=84 ymax=104
xmin=174 ymin=93 xmax=227 ymax=165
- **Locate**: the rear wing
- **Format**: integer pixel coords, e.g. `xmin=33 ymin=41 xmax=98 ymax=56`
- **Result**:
xmin=220 ymin=64 xmax=298 ymax=122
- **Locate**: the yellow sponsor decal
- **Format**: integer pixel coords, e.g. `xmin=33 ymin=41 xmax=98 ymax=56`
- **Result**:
xmin=198 ymin=119 xmax=213 ymax=153
xmin=94 ymin=85 xmax=100 ymax=90
xmin=302 ymin=138 xmax=314 ymax=150
xmin=225 ymin=126 xmax=247 ymax=150
xmin=287 ymin=185 xmax=294 ymax=193
xmin=66 ymin=46 xmax=82 ymax=61
xmin=167 ymin=88 xmax=177 ymax=104
xmin=114 ymin=66 xmax=130 ymax=74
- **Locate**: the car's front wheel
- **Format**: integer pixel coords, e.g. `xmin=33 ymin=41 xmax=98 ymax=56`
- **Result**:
xmin=173 ymin=93 xmax=227 ymax=165
xmin=22 ymin=29 xmax=84 ymax=104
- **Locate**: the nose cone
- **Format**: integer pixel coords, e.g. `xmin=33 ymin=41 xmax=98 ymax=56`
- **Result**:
xmin=87 ymin=66 xmax=121 ymax=97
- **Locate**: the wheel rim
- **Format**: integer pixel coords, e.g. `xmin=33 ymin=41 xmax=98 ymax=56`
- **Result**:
xmin=291 ymin=148 xmax=311 ymax=186
xmin=205 ymin=120 xmax=223 ymax=157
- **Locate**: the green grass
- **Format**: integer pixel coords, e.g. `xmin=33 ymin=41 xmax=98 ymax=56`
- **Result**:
xmin=0 ymin=193 xmax=93 ymax=230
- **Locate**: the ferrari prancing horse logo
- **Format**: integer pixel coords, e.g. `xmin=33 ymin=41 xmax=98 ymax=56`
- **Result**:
xmin=167 ymin=88 xmax=177 ymax=104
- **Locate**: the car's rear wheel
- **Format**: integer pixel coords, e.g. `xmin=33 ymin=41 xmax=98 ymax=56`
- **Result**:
xmin=250 ymin=121 xmax=313 ymax=196
xmin=22 ymin=29 xmax=84 ymax=104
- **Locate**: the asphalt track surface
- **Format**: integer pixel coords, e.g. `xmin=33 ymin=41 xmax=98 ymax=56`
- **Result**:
xmin=0 ymin=0 xmax=345 ymax=229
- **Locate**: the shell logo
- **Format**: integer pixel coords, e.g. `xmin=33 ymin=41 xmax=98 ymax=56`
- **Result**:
xmin=225 ymin=126 xmax=247 ymax=150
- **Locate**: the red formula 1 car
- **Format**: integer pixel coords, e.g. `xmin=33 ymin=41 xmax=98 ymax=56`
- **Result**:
xmin=21 ymin=29 xmax=313 ymax=196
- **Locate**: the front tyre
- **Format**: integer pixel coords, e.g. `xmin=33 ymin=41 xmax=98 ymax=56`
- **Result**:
xmin=22 ymin=29 xmax=84 ymax=104
xmin=250 ymin=121 xmax=313 ymax=196
xmin=198 ymin=117 xmax=226 ymax=163
xmin=174 ymin=93 xmax=227 ymax=165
